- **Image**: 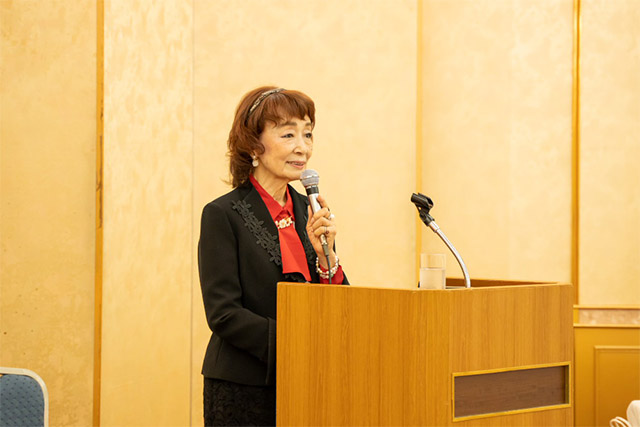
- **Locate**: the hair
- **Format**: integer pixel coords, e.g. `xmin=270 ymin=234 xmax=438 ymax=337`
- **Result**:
xmin=227 ymin=86 xmax=316 ymax=187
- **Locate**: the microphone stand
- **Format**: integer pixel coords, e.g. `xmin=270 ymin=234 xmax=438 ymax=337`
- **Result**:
xmin=411 ymin=193 xmax=471 ymax=288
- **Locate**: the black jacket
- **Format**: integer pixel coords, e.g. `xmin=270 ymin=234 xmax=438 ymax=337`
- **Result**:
xmin=198 ymin=181 xmax=347 ymax=386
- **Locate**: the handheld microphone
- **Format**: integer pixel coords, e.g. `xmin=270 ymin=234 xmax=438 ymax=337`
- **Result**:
xmin=300 ymin=169 xmax=331 ymax=260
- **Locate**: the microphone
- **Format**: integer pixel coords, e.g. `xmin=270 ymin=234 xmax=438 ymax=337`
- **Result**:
xmin=411 ymin=192 xmax=471 ymax=288
xmin=300 ymin=169 xmax=331 ymax=260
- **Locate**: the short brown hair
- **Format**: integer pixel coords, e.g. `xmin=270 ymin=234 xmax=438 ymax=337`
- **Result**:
xmin=227 ymin=86 xmax=315 ymax=187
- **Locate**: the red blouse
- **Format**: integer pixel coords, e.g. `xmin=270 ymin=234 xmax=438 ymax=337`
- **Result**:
xmin=250 ymin=175 xmax=343 ymax=284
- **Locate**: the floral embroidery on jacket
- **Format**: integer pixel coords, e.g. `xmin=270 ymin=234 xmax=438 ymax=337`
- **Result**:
xmin=231 ymin=200 xmax=282 ymax=266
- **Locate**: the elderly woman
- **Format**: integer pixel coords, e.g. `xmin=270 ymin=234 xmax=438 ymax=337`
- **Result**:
xmin=198 ymin=86 xmax=348 ymax=426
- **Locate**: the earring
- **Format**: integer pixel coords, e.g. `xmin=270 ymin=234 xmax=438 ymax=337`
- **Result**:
xmin=252 ymin=157 xmax=259 ymax=167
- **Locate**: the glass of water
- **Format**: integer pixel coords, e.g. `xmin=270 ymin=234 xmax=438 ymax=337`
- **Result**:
xmin=419 ymin=253 xmax=446 ymax=289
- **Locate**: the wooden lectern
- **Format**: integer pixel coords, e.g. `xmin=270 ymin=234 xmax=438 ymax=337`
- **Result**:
xmin=276 ymin=279 xmax=573 ymax=426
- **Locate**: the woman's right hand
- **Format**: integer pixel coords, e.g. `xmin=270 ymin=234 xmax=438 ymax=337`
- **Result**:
xmin=305 ymin=195 xmax=337 ymax=269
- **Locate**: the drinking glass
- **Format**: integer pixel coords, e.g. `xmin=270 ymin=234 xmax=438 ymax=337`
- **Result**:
xmin=419 ymin=253 xmax=446 ymax=289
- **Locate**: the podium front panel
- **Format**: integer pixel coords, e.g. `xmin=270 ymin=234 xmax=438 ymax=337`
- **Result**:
xmin=276 ymin=282 xmax=573 ymax=426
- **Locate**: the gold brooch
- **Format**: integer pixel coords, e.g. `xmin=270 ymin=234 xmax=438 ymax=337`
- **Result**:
xmin=276 ymin=216 xmax=294 ymax=229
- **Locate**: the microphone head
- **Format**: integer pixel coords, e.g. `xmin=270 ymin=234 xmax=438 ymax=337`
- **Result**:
xmin=411 ymin=193 xmax=434 ymax=210
xmin=300 ymin=169 xmax=320 ymax=188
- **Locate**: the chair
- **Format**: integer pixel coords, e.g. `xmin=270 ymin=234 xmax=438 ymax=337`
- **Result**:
xmin=0 ymin=367 xmax=49 ymax=427
xmin=628 ymin=401 xmax=640 ymax=427
xmin=610 ymin=401 xmax=640 ymax=427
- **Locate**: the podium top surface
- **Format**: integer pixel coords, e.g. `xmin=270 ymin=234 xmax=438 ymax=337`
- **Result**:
xmin=278 ymin=278 xmax=570 ymax=292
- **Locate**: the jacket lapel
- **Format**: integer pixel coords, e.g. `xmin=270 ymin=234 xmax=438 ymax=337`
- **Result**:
xmin=244 ymin=185 xmax=278 ymax=235
xmin=231 ymin=184 xmax=282 ymax=266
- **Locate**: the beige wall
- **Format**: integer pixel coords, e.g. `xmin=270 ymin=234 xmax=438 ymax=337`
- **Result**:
xmin=418 ymin=0 xmax=639 ymax=305
xmin=100 ymin=1 xmax=193 ymax=425
xmin=579 ymin=0 xmax=640 ymax=305
xmin=420 ymin=0 xmax=574 ymax=284
xmin=0 ymin=1 xmax=96 ymax=426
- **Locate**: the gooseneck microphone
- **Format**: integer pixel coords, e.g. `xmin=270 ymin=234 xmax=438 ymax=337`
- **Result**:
xmin=411 ymin=193 xmax=471 ymax=288
xmin=300 ymin=169 xmax=332 ymax=282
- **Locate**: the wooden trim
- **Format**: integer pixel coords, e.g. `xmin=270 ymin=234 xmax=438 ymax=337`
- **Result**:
xmin=453 ymin=361 xmax=571 ymax=378
xmin=574 ymin=305 xmax=640 ymax=310
xmin=452 ymin=362 xmax=572 ymax=422
xmin=571 ymin=0 xmax=581 ymax=304
xmin=415 ymin=0 xmax=424 ymax=286
xmin=574 ymin=324 xmax=640 ymax=329
xmin=93 ymin=1 xmax=104 ymax=425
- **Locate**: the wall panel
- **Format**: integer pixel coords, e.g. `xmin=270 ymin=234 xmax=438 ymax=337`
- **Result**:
xmin=594 ymin=346 xmax=640 ymax=426
xmin=574 ymin=326 xmax=640 ymax=426
xmin=101 ymin=1 xmax=193 ymax=425
xmin=579 ymin=0 xmax=640 ymax=305
xmin=0 ymin=1 xmax=96 ymax=425
xmin=420 ymin=0 xmax=573 ymax=283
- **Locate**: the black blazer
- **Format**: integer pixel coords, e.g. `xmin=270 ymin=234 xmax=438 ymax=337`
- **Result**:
xmin=198 ymin=181 xmax=347 ymax=386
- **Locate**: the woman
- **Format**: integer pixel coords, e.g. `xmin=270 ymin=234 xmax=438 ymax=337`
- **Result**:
xmin=198 ymin=86 xmax=348 ymax=426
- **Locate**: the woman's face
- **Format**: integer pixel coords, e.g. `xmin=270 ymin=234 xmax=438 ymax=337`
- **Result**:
xmin=254 ymin=115 xmax=313 ymax=185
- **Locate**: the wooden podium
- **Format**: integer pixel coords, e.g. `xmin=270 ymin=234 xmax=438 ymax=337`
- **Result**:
xmin=276 ymin=279 xmax=573 ymax=426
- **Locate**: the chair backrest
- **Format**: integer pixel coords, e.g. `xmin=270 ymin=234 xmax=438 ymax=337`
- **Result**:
xmin=0 ymin=367 xmax=49 ymax=427
xmin=609 ymin=401 xmax=640 ymax=427
xmin=628 ymin=400 xmax=640 ymax=427
xmin=611 ymin=416 xmax=631 ymax=427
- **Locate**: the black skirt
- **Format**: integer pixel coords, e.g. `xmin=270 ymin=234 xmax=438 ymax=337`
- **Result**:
xmin=203 ymin=377 xmax=276 ymax=426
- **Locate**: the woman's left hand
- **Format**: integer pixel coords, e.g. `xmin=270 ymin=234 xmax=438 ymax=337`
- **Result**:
xmin=306 ymin=195 xmax=337 ymax=269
